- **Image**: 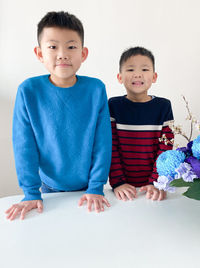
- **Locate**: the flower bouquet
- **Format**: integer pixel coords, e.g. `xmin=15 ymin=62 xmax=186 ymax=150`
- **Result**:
xmin=154 ymin=96 xmax=200 ymax=200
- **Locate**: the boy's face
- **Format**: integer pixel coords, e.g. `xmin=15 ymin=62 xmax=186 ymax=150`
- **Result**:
xmin=34 ymin=27 xmax=88 ymax=87
xmin=117 ymin=55 xmax=157 ymax=101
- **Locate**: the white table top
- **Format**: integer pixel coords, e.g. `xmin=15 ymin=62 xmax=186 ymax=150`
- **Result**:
xmin=0 ymin=188 xmax=199 ymax=268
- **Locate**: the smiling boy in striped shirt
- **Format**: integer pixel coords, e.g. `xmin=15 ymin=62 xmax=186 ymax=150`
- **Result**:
xmin=109 ymin=47 xmax=174 ymax=201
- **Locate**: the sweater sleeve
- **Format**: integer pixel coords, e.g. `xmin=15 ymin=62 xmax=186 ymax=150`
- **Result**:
xmin=12 ymin=87 xmax=42 ymax=201
xmin=108 ymin=99 xmax=126 ymax=189
xmin=85 ymin=86 xmax=112 ymax=196
xmin=149 ymin=100 xmax=174 ymax=184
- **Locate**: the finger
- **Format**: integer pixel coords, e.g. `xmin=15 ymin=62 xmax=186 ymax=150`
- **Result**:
xmin=129 ymin=184 xmax=137 ymax=190
xmin=151 ymin=190 xmax=159 ymax=201
xmin=21 ymin=203 xmax=37 ymax=220
xmin=6 ymin=207 xmax=16 ymax=220
xmin=10 ymin=208 xmax=21 ymax=221
xmin=94 ymin=199 xmax=101 ymax=213
xmin=78 ymin=196 xmax=86 ymax=206
xmin=87 ymin=199 xmax=93 ymax=212
xmin=131 ymin=187 xmax=137 ymax=198
xmin=139 ymin=186 xmax=147 ymax=193
xmin=146 ymin=190 xmax=153 ymax=199
xmin=99 ymin=200 xmax=105 ymax=211
xmin=37 ymin=201 xmax=43 ymax=213
xmin=163 ymin=191 xmax=167 ymax=200
xmin=102 ymin=198 xmax=111 ymax=207
xmin=114 ymin=191 xmax=122 ymax=200
xmin=124 ymin=190 xmax=134 ymax=200
xmin=125 ymin=187 xmax=137 ymax=198
xmin=119 ymin=191 xmax=127 ymax=201
xmin=158 ymin=191 xmax=166 ymax=201
xmin=7 ymin=206 xmax=21 ymax=220
xmin=128 ymin=185 xmax=137 ymax=195
xmin=20 ymin=206 xmax=30 ymax=220
xmin=5 ymin=205 xmax=16 ymax=214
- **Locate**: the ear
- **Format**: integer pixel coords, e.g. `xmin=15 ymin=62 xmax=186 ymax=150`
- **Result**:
xmin=81 ymin=47 xmax=89 ymax=62
xmin=152 ymin=72 xmax=158 ymax=83
xmin=34 ymin=46 xmax=44 ymax=63
xmin=117 ymin=73 xmax=123 ymax=84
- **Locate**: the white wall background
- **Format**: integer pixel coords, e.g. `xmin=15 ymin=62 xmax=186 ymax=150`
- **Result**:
xmin=0 ymin=0 xmax=200 ymax=197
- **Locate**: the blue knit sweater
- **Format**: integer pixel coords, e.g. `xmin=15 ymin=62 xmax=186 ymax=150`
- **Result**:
xmin=13 ymin=75 xmax=112 ymax=201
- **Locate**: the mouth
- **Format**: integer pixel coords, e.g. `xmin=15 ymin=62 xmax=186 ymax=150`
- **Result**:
xmin=56 ymin=63 xmax=72 ymax=67
xmin=132 ymin=81 xmax=144 ymax=85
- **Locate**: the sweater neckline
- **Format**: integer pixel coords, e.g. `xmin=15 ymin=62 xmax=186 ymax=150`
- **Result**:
xmin=122 ymin=95 xmax=156 ymax=105
xmin=45 ymin=74 xmax=81 ymax=90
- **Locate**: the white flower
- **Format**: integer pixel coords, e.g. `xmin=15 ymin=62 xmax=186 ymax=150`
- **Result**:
xmin=154 ymin=176 xmax=176 ymax=193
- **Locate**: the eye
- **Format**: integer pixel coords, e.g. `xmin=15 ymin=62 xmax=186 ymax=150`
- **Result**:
xmin=127 ymin=69 xmax=134 ymax=72
xmin=68 ymin=46 xmax=77 ymax=49
xmin=48 ymin=45 xmax=56 ymax=49
xmin=142 ymin=68 xmax=149 ymax=71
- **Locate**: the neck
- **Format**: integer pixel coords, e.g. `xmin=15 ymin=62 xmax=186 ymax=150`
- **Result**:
xmin=126 ymin=93 xmax=151 ymax=103
xmin=49 ymin=75 xmax=77 ymax=88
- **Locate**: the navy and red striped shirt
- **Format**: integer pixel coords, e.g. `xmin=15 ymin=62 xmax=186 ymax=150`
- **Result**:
xmin=108 ymin=96 xmax=174 ymax=189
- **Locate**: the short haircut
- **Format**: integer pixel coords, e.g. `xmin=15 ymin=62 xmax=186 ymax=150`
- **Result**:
xmin=37 ymin=11 xmax=84 ymax=46
xmin=119 ymin=46 xmax=155 ymax=72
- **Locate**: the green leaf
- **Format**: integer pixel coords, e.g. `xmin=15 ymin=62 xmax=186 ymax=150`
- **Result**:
xmin=170 ymin=178 xmax=193 ymax=187
xmin=183 ymin=179 xmax=200 ymax=200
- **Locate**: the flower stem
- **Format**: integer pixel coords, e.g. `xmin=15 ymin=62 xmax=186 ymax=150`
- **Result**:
xmin=182 ymin=95 xmax=193 ymax=141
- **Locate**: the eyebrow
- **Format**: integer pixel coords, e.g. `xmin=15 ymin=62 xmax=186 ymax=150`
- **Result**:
xmin=47 ymin=39 xmax=78 ymax=44
xmin=126 ymin=65 xmax=135 ymax=68
xmin=126 ymin=64 xmax=151 ymax=68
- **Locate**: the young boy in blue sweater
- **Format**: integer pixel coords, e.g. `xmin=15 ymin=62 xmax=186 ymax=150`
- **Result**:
xmin=6 ymin=11 xmax=112 ymax=220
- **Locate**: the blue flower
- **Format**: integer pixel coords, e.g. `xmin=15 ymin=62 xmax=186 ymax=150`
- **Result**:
xmin=186 ymin=156 xmax=200 ymax=177
xmin=175 ymin=162 xmax=198 ymax=182
xmin=177 ymin=141 xmax=193 ymax=157
xmin=192 ymin=135 xmax=200 ymax=160
xmin=156 ymin=150 xmax=185 ymax=177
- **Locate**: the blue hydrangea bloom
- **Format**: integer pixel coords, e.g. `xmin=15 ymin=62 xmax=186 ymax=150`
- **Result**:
xmin=156 ymin=150 xmax=185 ymax=178
xmin=192 ymin=135 xmax=200 ymax=160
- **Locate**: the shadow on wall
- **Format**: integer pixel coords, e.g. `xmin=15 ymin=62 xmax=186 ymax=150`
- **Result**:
xmin=0 ymin=96 xmax=22 ymax=198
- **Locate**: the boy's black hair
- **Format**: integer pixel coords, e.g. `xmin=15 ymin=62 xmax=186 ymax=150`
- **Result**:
xmin=37 ymin=11 xmax=84 ymax=46
xmin=119 ymin=46 xmax=155 ymax=72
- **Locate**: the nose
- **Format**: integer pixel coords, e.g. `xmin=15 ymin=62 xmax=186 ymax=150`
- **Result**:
xmin=57 ymin=56 xmax=69 ymax=60
xmin=133 ymin=71 xmax=142 ymax=78
xmin=57 ymin=48 xmax=69 ymax=60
